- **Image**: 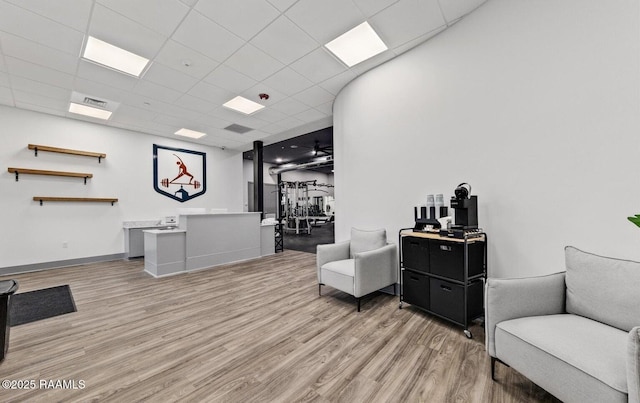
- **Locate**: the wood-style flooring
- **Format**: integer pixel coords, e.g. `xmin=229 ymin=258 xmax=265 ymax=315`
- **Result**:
xmin=0 ymin=251 xmax=558 ymax=402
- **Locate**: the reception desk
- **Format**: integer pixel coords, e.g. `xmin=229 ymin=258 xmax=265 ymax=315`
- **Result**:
xmin=144 ymin=212 xmax=273 ymax=277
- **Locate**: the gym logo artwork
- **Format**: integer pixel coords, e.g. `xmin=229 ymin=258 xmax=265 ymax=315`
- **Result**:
xmin=153 ymin=144 xmax=206 ymax=202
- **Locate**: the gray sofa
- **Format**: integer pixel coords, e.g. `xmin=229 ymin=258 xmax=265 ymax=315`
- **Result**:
xmin=485 ymin=246 xmax=640 ymax=403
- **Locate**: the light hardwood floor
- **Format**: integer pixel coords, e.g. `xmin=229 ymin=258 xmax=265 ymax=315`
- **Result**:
xmin=0 ymin=251 xmax=558 ymax=402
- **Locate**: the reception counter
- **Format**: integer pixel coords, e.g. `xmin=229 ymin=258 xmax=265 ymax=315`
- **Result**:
xmin=143 ymin=212 xmax=274 ymax=277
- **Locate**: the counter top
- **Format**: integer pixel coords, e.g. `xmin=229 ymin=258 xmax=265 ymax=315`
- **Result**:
xmin=143 ymin=228 xmax=186 ymax=235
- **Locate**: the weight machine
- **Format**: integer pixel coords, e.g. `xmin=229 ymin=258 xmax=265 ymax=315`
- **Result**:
xmin=278 ymin=180 xmax=334 ymax=235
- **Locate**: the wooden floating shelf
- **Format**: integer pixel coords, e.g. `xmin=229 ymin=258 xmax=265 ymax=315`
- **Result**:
xmin=8 ymin=167 xmax=93 ymax=184
xmin=33 ymin=197 xmax=118 ymax=206
xmin=28 ymin=144 xmax=106 ymax=163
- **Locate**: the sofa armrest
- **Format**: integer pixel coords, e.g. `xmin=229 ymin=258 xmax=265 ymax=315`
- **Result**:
xmin=317 ymin=241 xmax=350 ymax=282
xmin=629 ymin=326 xmax=640 ymax=403
xmin=485 ymin=272 xmax=566 ymax=357
xmin=354 ymin=243 xmax=398 ymax=298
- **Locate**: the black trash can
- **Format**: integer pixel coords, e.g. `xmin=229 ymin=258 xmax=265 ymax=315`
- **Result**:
xmin=0 ymin=280 xmax=19 ymax=362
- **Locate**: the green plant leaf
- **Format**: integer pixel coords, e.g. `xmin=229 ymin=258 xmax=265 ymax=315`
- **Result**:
xmin=628 ymin=214 xmax=640 ymax=228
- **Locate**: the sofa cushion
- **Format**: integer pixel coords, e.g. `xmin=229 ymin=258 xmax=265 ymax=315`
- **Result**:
xmin=565 ymin=246 xmax=640 ymax=332
xmin=350 ymin=228 xmax=386 ymax=258
xmin=321 ymin=259 xmax=355 ymax=295
xmin=497 ymin=314 xmax=628 ymax=394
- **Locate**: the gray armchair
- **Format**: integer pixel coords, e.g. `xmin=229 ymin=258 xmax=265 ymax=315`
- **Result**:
xmin=485 ymin=246 xmax=640 ymax=403
xmin=317 ymin=228 xmax=397 ymax=312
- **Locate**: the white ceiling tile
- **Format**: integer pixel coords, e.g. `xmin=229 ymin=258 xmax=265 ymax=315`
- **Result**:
xmin=276 ymin=116 xmax=304 ymax=130
xmin=173 ymin=11 xmax=245 ymax=62
xmin=0 ymin=86 xmax=15 ymax=106
xmin=23 ymin=103 xmax=66 ymax=118
xmin=295 ymin=108 xmax=327 ymax=123
xmin=73 ymin=77 xmax=130 ymax=103
xmin=132 ymin=80 xmax=182 ymax=103
xmin=195 ymin=0 xmax=280 ymax=41
xmin=270 ymin=97 xmax=309 ymax=115
xmin=111 ymin=104 xmax=157 ymax=124
xmin=89 ymin=4 xmax=168 ymax=60
xmin=0 ymin=54 xmax=7 ymax=73
xmin=0 ymin=1 xmax=84 ymax=55
xmin=149 ymin=102 xmax=203 ymax=121
xmin=204 ymin=65 xmax=257 ymax=94
xmin=77 ymin=60 xmax=138 ymax=91
xmin=392 ymin=26 xmax=446 ymax=56
xmin=5 ymin=57 xmax=75 ymax=89
xmin=96 ymin=0 xmax=190 ymax=36
xmin=241 ymin=83 xmax=286 ymax=106
xmin=174 ymin=93 xmax=218 ymax=114
xmin=251 ymin=108 xmax=288 ymax=124
xmin=318 ymin=69 xmax=357 ymax=95
xmin=195 ymin=114 xmax=233 ymax=129
xmin=144 ymin=63 xmax=199 ymax=93
xmin=266 ymin=0 xmax=298 ymax=12
xmin=250 ymin=16 xmax=319 ymax=65
xmin=370 ymin=0 xmax=446 ymax=49
xmin=286 ymin=0 xmax=365 ymax=44
xmin=13 ymin=89 xmax=68 ymax=111
xmin=0 ymin=72 xmax=10 ymax=87
xmin=0 ymin=32 xmax=79 ymax=75
xmin=439 ymin=0 xmax=486 ymax=24
xmin=315 ymin=101 xmax=334 ymax=115
xmin=187 ymin=81 xmax=234 ymax=105
xmin=352 ymin=0 xmax=399 ymax=17
xmin=261 ymin=122 xmax=286 ymax=134
xmin=225 ymin=44 xmax=285 ymax=82
xmin=209 ymin=106 xmax=265 ymax=127
xmin=10 ymin=76 xmax=70 ymax=101
xmin=262 ymin=67 xmax=314 ymax=96
xmin=180 ymin=0 xmax=199 ymax=7
xmin=289 ymin=48 xmax=347 ymax=82
xmin=154 ymin=113 xmax=196 ymax=130
xmin=5 ymin=0 xmax=92 ymax=32
xmin=154 ymin=40 xmax=219 ymax=80
xmin=293 ymin=85 xmax=334 ymax=107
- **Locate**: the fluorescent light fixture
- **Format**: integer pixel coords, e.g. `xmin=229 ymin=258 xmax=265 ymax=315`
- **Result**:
xmin=83 ymin=36 xmax=149 ymax=77
xmin=324 ymin=21 xmax=387 ymax=67
xmin=223 ymin=96 xmax=265 ymax=115
xmin=68 ymin=102 xmax=112 ymax=120
xmin=276 ymin=158 xmax=283 ymax=163
xmin=175 ymin=128 xmax=207 ymax=139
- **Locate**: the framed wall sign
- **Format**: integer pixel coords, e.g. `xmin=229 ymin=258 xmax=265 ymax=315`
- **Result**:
xmin=153 ymin=144 xmax=207 ymax=202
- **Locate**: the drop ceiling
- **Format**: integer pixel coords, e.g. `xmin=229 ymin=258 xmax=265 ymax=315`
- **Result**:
xmin=0 ymin=0 xmax=486 ymax=152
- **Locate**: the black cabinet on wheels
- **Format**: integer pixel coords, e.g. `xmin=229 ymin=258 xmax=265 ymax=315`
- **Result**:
xmin=399 ymin=229 xmax=487 ymax=338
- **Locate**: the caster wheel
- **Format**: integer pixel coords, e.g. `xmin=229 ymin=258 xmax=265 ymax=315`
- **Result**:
xmin=464 ymin=329 xmax=472 ymax=339
xmin=399 ymin=303 xmax=403 ymax=309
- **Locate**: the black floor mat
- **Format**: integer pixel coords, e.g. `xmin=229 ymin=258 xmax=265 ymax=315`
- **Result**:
xmin=9 ymin=285 xmax=76 ymax=326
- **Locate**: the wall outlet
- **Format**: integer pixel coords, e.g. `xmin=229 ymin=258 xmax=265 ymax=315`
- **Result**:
xmin=165 ymin=216 xmax=177 ymax=224
xmin=62 ymin=242 xmax=68 ymax=248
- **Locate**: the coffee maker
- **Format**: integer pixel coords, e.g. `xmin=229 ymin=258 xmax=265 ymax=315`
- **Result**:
xmin=450 ymin=183 xmax=478 ymax=230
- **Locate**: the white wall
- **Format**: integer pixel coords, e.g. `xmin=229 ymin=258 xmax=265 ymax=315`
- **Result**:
xmin=1 ymin=106 xmax=243 ymax=269
xmin=334 ymin=0 xmax=640 ymax=278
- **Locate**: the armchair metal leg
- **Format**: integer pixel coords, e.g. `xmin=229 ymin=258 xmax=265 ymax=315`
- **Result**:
xmin=357 ymin=298 xmax=361 ymax=312
xmin=491 ymin=357 xmax=497 ymax=381
xmin=393 ymin=283 xmax=397 ymax=295
xmin=319 ymin=284 xmax=323 ymax=296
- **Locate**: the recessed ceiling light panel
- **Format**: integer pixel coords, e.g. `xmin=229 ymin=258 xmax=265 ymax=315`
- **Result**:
xmin=223 ymin=96 xmax=265 ymax=115
xmin=324 ymin=21 xmax=388 ymax=67
xmin=175 ymin=128 xmax=207 ymax=139
xmin=83 ymin=36 xmax=150 ymax=77
xmin=68 ymin=102 xmax=112 ymax=120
